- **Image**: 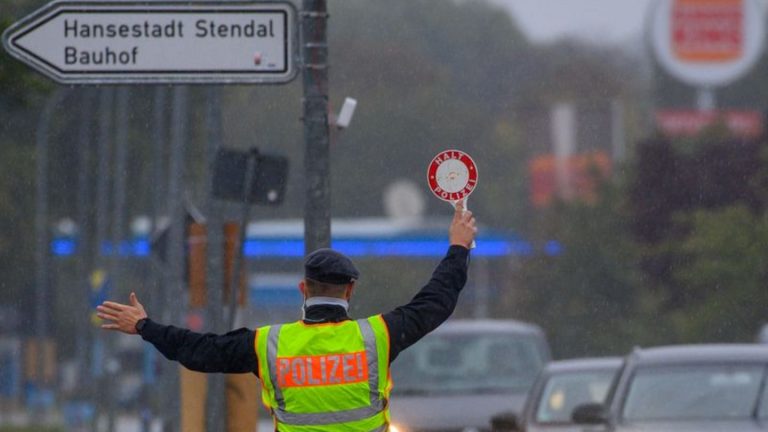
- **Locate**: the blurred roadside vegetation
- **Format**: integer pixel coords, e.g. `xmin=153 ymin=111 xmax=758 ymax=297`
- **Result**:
xmin=1 ymin=0 xmax=767 ymax=361
xmin=515 ymin=132 xmax=768 ymax=357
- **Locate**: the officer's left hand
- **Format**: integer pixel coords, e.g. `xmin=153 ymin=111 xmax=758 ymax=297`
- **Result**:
xmin=96 ymin=292 xmax=148 ymax=335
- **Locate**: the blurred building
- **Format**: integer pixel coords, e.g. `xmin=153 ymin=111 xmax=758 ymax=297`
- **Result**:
xmin=520 ymin=101 xmax=623 ymax=207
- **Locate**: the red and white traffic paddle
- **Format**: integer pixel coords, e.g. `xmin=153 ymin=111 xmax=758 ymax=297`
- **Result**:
xmin=427 ymin=149 xmax=478 ymax=248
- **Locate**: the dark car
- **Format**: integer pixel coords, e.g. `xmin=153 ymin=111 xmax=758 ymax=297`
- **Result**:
xmin=490 ymin=357 xmax=622 ymax=432
xmin=572 ymin=344 xmax=768 ymax=432
xmin=388 ymin=319 xmax=551 ymax=432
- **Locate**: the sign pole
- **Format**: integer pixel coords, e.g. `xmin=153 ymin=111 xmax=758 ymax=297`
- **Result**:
xmin=696 ymin=87 xmax=715 ymax=112
xmin=302 ymin=0 xmax=331 ymax=254
xmin=203 ymin=87 xmax=226 ymax=432
xmin=164 ymin=85 xmax=188 ymax=432
xmin=90 ymin=87 xmax=114 ymax=430
xmin=227 ymin=148 xmax=259 ymax=331
xmin=145 ymin=86 xmax=167 ymax=432
xmin=74 ymin=88 xmax=94 ymax=398
xmin=33 ymin=88 xmax=69 ymax=423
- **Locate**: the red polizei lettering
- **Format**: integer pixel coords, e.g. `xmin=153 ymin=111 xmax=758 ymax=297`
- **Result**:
xmin=342 ymin=354 xmax=356 ymax=382
xmin=357 ymin=352 xmax=364 ymax=380
xmin=291 ymin=358 xmax=306 ymax=385
xmin=328 ymin=354 xmax=340 ymax=383
xmin=277 ymin=358 xmax=290 ymax=386
xmin=276 ymin=351 xmax=369 ymax=388
xmin=306 ymin=357 xmax=320 ymax=385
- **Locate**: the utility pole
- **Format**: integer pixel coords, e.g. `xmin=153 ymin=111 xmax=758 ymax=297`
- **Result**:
xmin=33 ymin=88 xmax=68 ymax=423
xmin=302 ymin=0 xmax=332 ymax=254
xmin=144 ymin=85 xmax=167 ymax=432
xmin=74 ymin=88 xmax=94 ymax=395
xmin=110 ymin=87 xmax=130 ymax=291
xmin=167 ymin=86 xmax=188 ymax=329
xmin=150 ymin=86 xmax=168 ymax=307
xmin=34 ymin=88 xmax=66 ymax=353
xmin=204 ymin=87 xmax=226 ymax=432
xmin=93 ymin=87 xmax=115 ymax=431
xmin=106 ymin=87 xmax=130 ymax=432
xmin=163 ymin=85 xmax=188 ymax=432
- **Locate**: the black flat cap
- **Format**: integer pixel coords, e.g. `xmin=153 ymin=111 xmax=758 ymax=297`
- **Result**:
xmin=304 ymin=248 xmax=359 ymax=284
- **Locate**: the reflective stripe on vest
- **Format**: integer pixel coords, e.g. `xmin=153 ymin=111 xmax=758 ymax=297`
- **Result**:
xmin=264 ymin=318 xmax=385 ymax=426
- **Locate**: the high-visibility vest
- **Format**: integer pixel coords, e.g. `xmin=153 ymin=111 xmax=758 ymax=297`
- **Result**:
xmin=255 ymin=315 xmax=393 ymax=432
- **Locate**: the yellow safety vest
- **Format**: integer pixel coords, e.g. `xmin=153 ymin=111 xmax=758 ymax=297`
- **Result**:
xmin=255 ymin=315 xmax=393 ymax=432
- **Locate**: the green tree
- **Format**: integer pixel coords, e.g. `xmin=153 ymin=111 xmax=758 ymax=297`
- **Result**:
xmin=514 ymin=181 xmax=641 ymax=358
xmin=629 ymin=135 xmax=765 ymax=309
xmin=668 ymin=205 xmax=768 ymax=342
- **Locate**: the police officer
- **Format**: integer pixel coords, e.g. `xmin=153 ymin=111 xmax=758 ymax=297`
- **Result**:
xmin=97 ymin=200 xmax=477 ymax=431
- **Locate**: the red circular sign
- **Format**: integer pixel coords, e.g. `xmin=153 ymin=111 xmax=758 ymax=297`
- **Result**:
xmin=426 ymin=149 xmax=478 ymax=202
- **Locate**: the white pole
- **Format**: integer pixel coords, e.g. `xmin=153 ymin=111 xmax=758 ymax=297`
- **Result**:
xmin=696 ymin=87 xmax=716 ymax=111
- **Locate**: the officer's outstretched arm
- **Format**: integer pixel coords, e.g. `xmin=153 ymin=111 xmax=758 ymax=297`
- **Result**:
xmin=97 ymin=292 xmax=258 ymax=373
xmin=381 ymin=200 xmax=476 ymax=360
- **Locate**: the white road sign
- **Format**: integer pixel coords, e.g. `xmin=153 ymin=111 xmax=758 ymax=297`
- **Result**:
xmin=2 ymin=0 xmax=298 ymax=84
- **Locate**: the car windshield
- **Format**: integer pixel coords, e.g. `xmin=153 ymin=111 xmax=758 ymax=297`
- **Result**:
xmin=623 ymin=364 xmax=767 ymax=421
xmin=535 ymin=369 xmax=617 ymax=423
xmin=391 ymin=332 xmax=545 ymax=395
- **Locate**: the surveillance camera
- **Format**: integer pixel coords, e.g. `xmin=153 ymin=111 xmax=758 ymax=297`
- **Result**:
xmin=336 ymin=97 xmax=357 ymax=129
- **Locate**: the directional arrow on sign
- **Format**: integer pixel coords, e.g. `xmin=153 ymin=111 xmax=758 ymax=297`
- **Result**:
xmin=2 ymin=0 xmax=298 ymax=84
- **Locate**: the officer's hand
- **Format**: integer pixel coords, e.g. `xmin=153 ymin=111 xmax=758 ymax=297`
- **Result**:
xmin=449 ymin=199 xmax=477 ymax=249
xmin=96 ymin=292 xmax=148 ymax=335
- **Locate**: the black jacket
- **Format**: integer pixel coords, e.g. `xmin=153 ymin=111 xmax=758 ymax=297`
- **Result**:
xmin=138 ymin=245 xmax=469 ymax=376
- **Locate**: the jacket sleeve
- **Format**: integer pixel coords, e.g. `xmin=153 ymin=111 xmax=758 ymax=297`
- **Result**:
xmin=139 ymin=319 xmax=258 ymax=375
xmin=381 ymin=245 xmax=470 ymax=362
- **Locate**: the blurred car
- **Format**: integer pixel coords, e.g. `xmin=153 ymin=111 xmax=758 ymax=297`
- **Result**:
xmin=572 ymin=344 xmax=768 ymax=432
xmin=757 ymin=324 xmax=768 ymax=344
xmin=388 ymin=319 xmax=551 ymax=432
xmin=490 ymin=357 xmax=622 ymax=431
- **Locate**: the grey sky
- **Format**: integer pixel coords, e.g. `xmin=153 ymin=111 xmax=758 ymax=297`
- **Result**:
xmin=491 ymin=0 xmax=655 ymax=44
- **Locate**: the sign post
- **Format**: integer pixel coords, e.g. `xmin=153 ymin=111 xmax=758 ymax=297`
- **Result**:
xmin=302 ymin=0 xmax=332 ymax=255
xmin=2 ymin=0 xmax=298 ymax=85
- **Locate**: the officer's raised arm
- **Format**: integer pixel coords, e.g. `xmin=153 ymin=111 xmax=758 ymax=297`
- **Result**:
xmin=381 ymin=199 xmax=477 ymax=361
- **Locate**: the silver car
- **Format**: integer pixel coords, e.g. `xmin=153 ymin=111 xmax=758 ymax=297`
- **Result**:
xmin=572 ymin=344 xmax=768 ymax=432
xmin=491 ymin=357 xmax=622 ymax=431
xmin=388 ymin=319 xmax=551 ymax=432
